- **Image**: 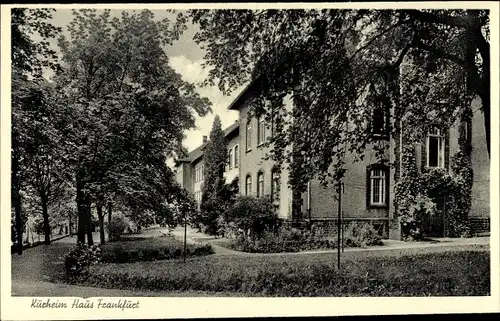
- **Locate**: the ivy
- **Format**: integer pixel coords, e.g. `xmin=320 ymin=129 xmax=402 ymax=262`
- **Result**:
xmin=394 ymin=112 xmax=473 ymax=240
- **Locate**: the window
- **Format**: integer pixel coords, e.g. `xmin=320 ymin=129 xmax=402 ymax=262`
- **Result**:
xmin=257 ymin=172 xmax=264 ymax=197
xmin=245 ymin=175 xmax=252 ymax=196
xmin=246 ymin=120 xmax=252 ymax=151
xmin=194 ymin=164 xmax=204 ymax=183
xmin=258 ymin=117 xmax=265 ymax=145
xmin=228 ymin=148 xmax=233 ymax=170
xmin=234 ymin=145 xmax=239 ymax=168
xmin=369 ymin=168 xmax=387 ymax=206
xmin=271 ymin=169 xmax=280 ymax=202
xmin=372 ymin=105 xmax=388 ymax=137
xmin=427 ymin=127 xmax=445 ymax=168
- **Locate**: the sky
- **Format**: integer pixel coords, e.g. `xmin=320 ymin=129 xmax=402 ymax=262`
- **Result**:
xmin=44 ymin=9 xmax=240 ymax=160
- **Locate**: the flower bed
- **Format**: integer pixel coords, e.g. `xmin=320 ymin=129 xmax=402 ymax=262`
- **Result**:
xmin=100 ymin=236 xmax=214 ymax=263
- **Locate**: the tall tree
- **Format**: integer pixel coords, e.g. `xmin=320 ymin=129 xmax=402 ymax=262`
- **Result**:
xmin=54 ymin=9 xmax=211 ymax=244
xmin=20 ymin=80 xmax=71 ymax=245
xmin=11 ymin=8 xmax=61 ymax=254
xmin=196 ymin=115 xmax=228 ymax=235
xmin=184 ymin=9 xmax=489 ymax=191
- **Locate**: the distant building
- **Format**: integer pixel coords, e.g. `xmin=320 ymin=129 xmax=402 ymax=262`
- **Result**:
xmin=175 ymin=122 xmax=239 ymax=208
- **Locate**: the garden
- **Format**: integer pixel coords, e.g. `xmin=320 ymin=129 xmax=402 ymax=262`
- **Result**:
xmin=59 ymin=194 xmax=489 ymax=297
xmin=67 ymin=245 xmax=489 ymax=296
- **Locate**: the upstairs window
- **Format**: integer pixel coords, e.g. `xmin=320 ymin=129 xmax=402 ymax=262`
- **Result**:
xmin=246 ymin=120 xmax=252 ymax=151
xmin=234 ymin=145 xmax=239 ymax=168
xmin=372 ymin=105 xmax=389 ymax=138
xmin=228 ymin=148 xmax=233 ymax=170
xmin=258 ymin=117 xmax=266 ymax=145
xmin=427 ymin=127 xmax=445 ymax=168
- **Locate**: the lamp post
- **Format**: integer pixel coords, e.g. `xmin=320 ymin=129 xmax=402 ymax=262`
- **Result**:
xmin=337 ymin=180 xmax=343 ymax=270
xmin=183 ymin=211 xmax=187 ymax=263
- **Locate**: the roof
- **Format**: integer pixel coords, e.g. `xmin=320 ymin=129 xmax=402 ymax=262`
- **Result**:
xmin=175 ymin=121 xmax=240 ymax=165
xmin=227 ymin=74 xmax=263 ymax=111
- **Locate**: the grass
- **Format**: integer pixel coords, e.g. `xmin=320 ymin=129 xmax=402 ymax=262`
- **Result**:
xmin=77 ymin=248 xmax=490 ymax=296
xmin=11 ymin=243 xmax=74 ymax=283
xmin=100 ymin=236 xmax=214 ymax=263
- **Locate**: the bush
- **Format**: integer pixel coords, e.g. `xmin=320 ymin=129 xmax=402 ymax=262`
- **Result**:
xmin=400 ymin=194 xmax=437 ymax=241
xmin=226 ymin=226 xmax=337 ymax=253
xmin=64 ymin=243 xmax=102 ymax=280
xmin=225 ymin=222 xmax=383 ymax=253
xmin=100 ymin=237 xmax=214 ymax=263
xmin=222 ymin=195 xmax=281 ymax=239
xmin=343 ymin=222 xmax=383 ymax=248
xmin=108 ymin=216 xmax=128 ymax=241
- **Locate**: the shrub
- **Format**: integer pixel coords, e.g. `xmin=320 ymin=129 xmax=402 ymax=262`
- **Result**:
xmin=400 ymin=194 xmax=437 ymax=241
xmin=226 ymin=226 xmax=337 ymax=253
xmin=223 ymin=195 xmax=280 ymax=239
xmin=226 ymin=222 xmax=383 ymax=253
xmin=64 ymin=243 xmax=102 ymax=280
xmin=108 ymin=216 xmax=128 ymax=241
xmin=100 ymin=237 xmax=214 ymax=263
xmin=343 ymin=222 xmax=383 ymax=248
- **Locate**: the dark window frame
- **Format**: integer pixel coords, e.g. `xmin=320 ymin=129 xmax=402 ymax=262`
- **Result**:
xmin=366 ymin=164 xmax=390 ymax=209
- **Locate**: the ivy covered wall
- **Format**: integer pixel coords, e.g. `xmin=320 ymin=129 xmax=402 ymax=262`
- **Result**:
xmin=393 ymin=108 xmax=473 ymax=240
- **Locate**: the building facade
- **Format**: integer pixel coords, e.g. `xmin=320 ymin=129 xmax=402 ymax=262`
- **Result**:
xmin=175 ymin=77 xmax=490 ymax=239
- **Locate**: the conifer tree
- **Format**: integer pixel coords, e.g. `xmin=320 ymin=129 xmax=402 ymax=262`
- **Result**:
xmin=198 ymin=115 xmax=228 ymax=235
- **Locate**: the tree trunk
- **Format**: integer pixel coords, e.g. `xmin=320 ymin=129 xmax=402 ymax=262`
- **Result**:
xmin=107 ymin=201 xmax=112 ymax=226
xmin=12 ymin=152 xmax=23 ymax=255
xmin=480 ymin=90 xmax=490 ymax=157
xmin=41 ymin=196 xmax=51 ymax=245
xmin=13 ymin=189 xmax=23 ymax=254
xmin=68 ymin=211 xmax=72 ymax=236
xmin=86 ymin=198 xmax=93 ymax=246
xmin=97 ymin=204 xmax=105 ymax=245
xmin=76 ymin=171 xmax=86 ymax=244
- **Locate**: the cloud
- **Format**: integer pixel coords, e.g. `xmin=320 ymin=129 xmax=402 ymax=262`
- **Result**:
xmin=168 ymin=55 xmax=241 ymax=154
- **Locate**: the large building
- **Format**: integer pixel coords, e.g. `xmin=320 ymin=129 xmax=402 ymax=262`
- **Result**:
xmin=175 ymin=75 xmax=490 ymax=239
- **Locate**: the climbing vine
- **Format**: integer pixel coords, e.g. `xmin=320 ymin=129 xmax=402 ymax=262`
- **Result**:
xmin=394 ymin=110 xmax=473 ymax=240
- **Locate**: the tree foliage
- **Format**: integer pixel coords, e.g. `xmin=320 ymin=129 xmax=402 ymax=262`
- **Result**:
xmin=184 ymin=9 xmax=489 ymax=192
xmin=195 ymin=115 xmax=229 ymax=235
xmin=12 ymin=8 xmax=212 ymax=247
xmin=11 ymin=8 xmax=62 ymax=253
xmin=52 ymin=9 xmax=212 ymax=244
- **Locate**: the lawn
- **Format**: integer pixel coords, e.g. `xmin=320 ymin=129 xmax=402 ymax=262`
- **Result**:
xmin=77 ymin=248 xmax=490 ymax=296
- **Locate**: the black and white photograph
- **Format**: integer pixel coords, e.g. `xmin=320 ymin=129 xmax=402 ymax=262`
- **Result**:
xmin=1 ymin=2 xmax=498 ymax=319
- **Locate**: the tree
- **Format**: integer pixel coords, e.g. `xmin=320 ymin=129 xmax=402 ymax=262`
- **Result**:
xmin=20 ymin=80 xmax=71 ymax=245
xmin=54 ymin=9 xmax=211 ymax=244
xmin=11 ymin=8 xmax=61 ymax=254
xmin=184 ymin=9 xmax=489 ymax=191
xmin=195 ymin=115 xmax=228 ymax=235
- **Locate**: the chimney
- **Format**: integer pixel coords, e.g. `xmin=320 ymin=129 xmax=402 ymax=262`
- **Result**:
xmin=203 ymin=135 xmax=208 ymax=143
